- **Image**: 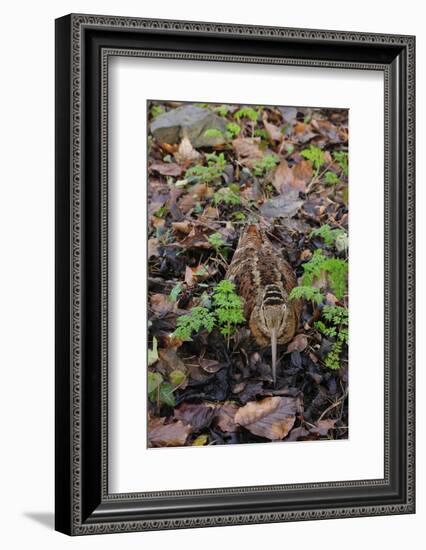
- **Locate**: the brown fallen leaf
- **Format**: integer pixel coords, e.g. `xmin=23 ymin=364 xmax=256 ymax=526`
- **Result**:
xmin=311 ymin=119 xmax=342 ymax=143
xmin=214 ymin=402 xmax=239 ymax=433
xmin=184 ymin=265 xmax=196 ymax=287
xmin=179 ymin=225 xmax=211 ymax=249
xmin=310 ymin=419 xmax=336 ymax=436
xmin=287 ymin=334 xmax=308 ymax=353
xmin=178 ymin=183 xmax=211 ymax=214
xmin=148 ymin=417 xmax=191 ymax=447
xmin=174 ymin=137 xmax=201 ymax=165
xmin=158 ymin=348 xmax=186 ymax=372
xmin=272 ymin=160 xmax=294 ymax=193
xmin=238 ymin=381 xmax=264 ymax=404
xmin=174 ymin=402 xmax=216 ymax=432
xmin=292 ymin=159 xmax=313 ymax=185
xmin=172 ymin=220 xmax=192 ymax=234
xmin=202 ymin=205 xmax=219 ymax=219
xmin=273 ymin=160 xmax=309 ymax=194
xmin=150 ymin=161 xmax=182 ymax=176
xmin=148 ymin=238 xmax=160 ymax=258
xmin=293 ymin=122 xmax=316 ymax=144
xmin=235 ymin=396 xmax=302 ymax=440
xmin=232 ymin=137 xmax=263 ymax=168
xmin=286 ymin=426 xmax=310 ymax=441
xmin=185 ymin=264 xmax=213 ymax=287
xmin=262 ymin=113 xmax=282 ymax=142
xmin=150 ymin=293 xmax=176 ymax=316
xmin=199 ymin=358 xmax=224 ymax=373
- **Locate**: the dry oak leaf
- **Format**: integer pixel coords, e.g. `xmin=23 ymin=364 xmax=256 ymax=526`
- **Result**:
xmin=174 ymin=402 xmax=216 ymax=432
xmin=178 ymin=225 xmax=212 ymax=249
xmin=272 ymin=160 xmax=294 ymax=193
xmin=309 ymin=419 xmax=336 ymax=436
xmin=150 ymin=293 xmax=177 ymax=316
xmin=177 ymin=182 xmax=211 ymax=214
xmin=235 ymin=396 xmax=302 ymax=441
xmin=262 ymin=113 xmax=282 ymax=142
xmin=311 ymin=119 xmax=342 ymax=143
xmin=292 ymin=159 xmax=313 ymax=185
xmin=232 ymin=137 xmax=263 ymax=168
xmin=148 ymin=417 xmax=191 ymax=447
xmin=287 ymin=334 xmax=308 ymax=353
xmin=150 ymin=161 xmax=182 ymax=177
xmin=292 ymin=122 xmax=316 ymax=144
xmin=184 ymin=264 xmax=213 ymax=287
xmin=172 ymin=220 xmax=193 ymax=235
xmin=214 ymin=402 xmax=239 ymax=433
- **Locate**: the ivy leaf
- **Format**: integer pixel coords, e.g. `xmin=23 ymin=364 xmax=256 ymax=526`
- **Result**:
xmin=147 ymin=371 xmax=163 ymax=394
xmin=158 ymin=383 xmax=176 ymax=407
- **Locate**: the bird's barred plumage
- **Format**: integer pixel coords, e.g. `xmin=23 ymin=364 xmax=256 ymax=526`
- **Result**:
xmin=226 ymin=224 xmax=301 ymax=383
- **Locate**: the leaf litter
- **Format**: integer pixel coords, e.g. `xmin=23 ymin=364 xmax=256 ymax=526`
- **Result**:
xmin=147 ymin=100 xmax=349 ymax=447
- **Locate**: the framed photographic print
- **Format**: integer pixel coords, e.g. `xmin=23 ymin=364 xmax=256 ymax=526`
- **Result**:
xmin=55 ymin=14 xmax=415 ymax=535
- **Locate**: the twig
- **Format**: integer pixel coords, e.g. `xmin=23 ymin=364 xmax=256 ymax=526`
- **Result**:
xmin=306 ymin=162 xmax=333 ymax=194
xmin=318 ymin=390 xmax=348 ymax=422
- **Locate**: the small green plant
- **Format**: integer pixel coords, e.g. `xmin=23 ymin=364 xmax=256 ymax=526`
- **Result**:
xmin=301 ymin=145 xmax=325 ymax=174
xmin=153 ymin=205 xmax=168 ymax=218
xmin=234 ymin=106 xmax=259 ymax=122
xmin=208 ymin=232 xmax=226 ymax=252
xmin=314 ymin=305 xmax=348 ymax=370
xmin=205 ymin=152 xmax=227 ymax=168
xmin=150 ymin=105 xmax=165 ymax=118
xmin=171 ymin=280 xmax=245 ymax=345
xmin=324 ymin=171 xmax=340 ymax=185
xmin=333 ymin=151 xmax=348 ymax=176
xmin=172 ymin=307 xmax=215 ymax=342
xmin=232 ymin=211 xmax=247 ymax=221
xmin=213 ymin=187 xmax=241 ymax=206
xmin=292 ymin=249 xmax=348 ymax=301
xmin=226 ymin=122 xmax=241 ymax=138
xmin=203 ymin=128 xmax=224 ymax=139
xmin=310 ymin=224 xmax=347 ymax=248
xmin=185 ymin=152 xmax=227 ymax=183
xmin=303 ymin=249 xmax=348 ymax=300
xmin=288 ymin=285 xmax=324 ymax=306
xmin=253 ymin=154 xmax=279 ymax=176
xmin=215 ymin=104 xmax=230 ymax=117
xmin=212 ymin=280 xmax=245 ymax=338
xmin=254 ymin=129 xmax=268 ymax=139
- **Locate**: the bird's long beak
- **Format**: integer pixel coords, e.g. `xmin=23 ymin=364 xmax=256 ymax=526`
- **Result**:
xmin=271 ymin=328 xmax=277 ymax=386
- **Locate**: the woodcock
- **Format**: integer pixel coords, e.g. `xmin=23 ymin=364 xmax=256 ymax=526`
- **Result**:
xmin=226 ymin=224 xmax=301 ymax=384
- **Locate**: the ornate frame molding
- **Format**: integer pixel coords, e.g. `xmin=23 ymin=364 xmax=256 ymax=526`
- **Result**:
xmin=55 ymin=14 xmax=415 ymax=535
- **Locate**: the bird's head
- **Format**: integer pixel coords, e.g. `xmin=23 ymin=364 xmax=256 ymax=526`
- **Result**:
xmin=252 ymin=299 xmax=289 ymax=386
xmin=258 ymin=302 xmax=289 ymax=337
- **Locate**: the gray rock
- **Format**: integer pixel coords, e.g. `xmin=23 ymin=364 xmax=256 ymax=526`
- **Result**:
xmin=150 ymin=105 xmax=227 ymax=148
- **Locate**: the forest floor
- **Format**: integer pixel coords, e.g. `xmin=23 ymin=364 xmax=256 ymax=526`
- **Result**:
xmin=147 ymin=100 xmax=349 ymax=448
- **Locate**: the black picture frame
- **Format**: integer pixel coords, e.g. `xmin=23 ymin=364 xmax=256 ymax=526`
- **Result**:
xmin=55 ymin=13 xmax=415 ymax=535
